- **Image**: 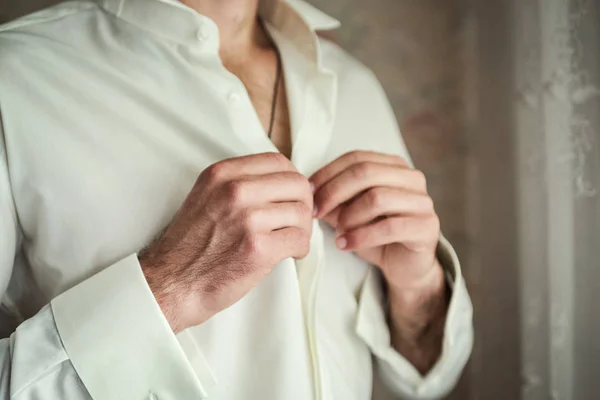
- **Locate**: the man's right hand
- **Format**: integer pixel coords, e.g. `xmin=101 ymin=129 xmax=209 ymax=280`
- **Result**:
xmin=139 ymin=153 xmax=314 ymax=333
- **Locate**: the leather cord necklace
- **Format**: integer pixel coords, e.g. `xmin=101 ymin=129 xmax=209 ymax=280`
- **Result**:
xmin=267 ymin=47 xmax=282 ymax=139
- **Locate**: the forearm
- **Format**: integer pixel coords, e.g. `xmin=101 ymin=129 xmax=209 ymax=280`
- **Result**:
xmin=388 ymin=260 xmax=448 ymax=375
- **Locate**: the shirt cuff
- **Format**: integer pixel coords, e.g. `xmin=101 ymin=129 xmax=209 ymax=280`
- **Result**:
xmin=51 ymin=253 xmax=212 ymax=400
xmin=355 ymin=235 xmax=473 ymax=399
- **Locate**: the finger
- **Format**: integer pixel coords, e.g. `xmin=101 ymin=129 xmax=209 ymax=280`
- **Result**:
xmin=269 ymin=226 xmax=312 ymax=262
xmin=245 ymin=202 xmax=313 ymax=233
xmin=222 ymin=171 xmax=313 ymax=209
xmin=203 ymin=152 xmax=296 ymax=183
xmin=336 ymin=188 xmax=434 ymax=233
xmin=337 ymin=215 xmax=439 ymax=252
xmin=321 ymin=206 xmax=341 ymax=229
xmin=314 ymin=163 xmax=426 ymax=218
xmin=309 ymin=151 xmax=409 ymax=192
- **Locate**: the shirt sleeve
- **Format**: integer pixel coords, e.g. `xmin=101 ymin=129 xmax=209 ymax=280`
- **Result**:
xmin=336 ymin=66 xmax=474 ymax=399
xmin=0 ymin=121 xmax=209 ymax=399
xmin=356 ymin=237 xmax=473 ymax=400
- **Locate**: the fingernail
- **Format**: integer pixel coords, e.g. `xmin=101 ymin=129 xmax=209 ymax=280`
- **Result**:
xmin=310 ymin=182 xmax=316 ymax=194
xmin=313 ymin=205 xmax=319 ymax=218
xmin=336 ymin=236 xmax=347 ymax=249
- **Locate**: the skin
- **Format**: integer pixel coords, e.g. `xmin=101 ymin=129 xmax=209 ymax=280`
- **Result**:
xmin=310 ymin=151 xmax=447 ymax=373
xmin=140 ymin=0 xmax=448 ymax=376
xmin=183 ymin=0 xmax=292 ymax=157
xmin=141 ymin=153 xmax=314 ymax=332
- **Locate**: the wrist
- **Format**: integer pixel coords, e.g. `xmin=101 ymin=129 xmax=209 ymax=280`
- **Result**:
xmin=388 ymin=261 xmax=448 ymax=342
xmin=139 ymin=252 xmax=201 ymax=333
xmin=387 ymin=261 xmax=448 ymax=373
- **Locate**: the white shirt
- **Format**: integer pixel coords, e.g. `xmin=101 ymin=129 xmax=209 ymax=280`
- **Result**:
xmin=0 ymin=0 xmax=473 ymax=399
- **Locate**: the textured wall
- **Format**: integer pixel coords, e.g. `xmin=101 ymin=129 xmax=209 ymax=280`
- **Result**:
xmin=469 ymin=0 xmax=600 ymax=399
xmin=0 ymin=0 xmax=57 ymax=21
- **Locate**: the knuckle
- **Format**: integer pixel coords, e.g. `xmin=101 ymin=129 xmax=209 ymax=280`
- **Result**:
xmin=394 ymin=155 xmax=410 ymax=167
xmin=352 ymin=162 xmax=372 ymax=180
xmin=336 ymin=210 xmax=348 ymax=230
xmin=299 ymin=245 xmax=310 ymax=258
xmin=334 ymin=207 xmax=354 ymax=229
xmin=203 ymin=162 xmax=227 ymax=183
xmin=381 ymin=217 xmax=399 ymax=237
xmin=412 ymin=170 xmax=427 ymax=189
xmin=347 ymin=150 xmax=364 ymax=163
xmin=314 ymin=186 xmax=330 ymax=207
xmin=298 ymin=174 xmax=313 ymax=191
xmin=286 ymin=173 xmax=313 ymax=205
xmin=265 ymin=152 xmax=292 ymax=170
xmin=241 ymin=233 xmax=263 ymax=259
xmin=420 ymin=194 xmax=435 ymax=211
xmin=223 ymin=180 xmax=246 ymax=206
xmin=336 ymin=151 xmax=358 ymax=167
xmin=430 ymin=214 xmax=441 ymax=233
xmin=367 ymin=188 xmax=384 ymax=208
xmin=288 ymin=171 xmax=310 ymax=186
xmin=298 ymin=230 xmax=312 ymax=257
xmin=295 ymin=202 xmax=312 ymax=221
xmin=241 ymin=210 xmax=261 ymax=232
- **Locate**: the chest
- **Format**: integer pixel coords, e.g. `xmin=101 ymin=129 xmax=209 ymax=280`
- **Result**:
xmin=1 ymin=39 xmax=337 ymax=299
xmin=224 ymin=52 xmax=292 ymax=158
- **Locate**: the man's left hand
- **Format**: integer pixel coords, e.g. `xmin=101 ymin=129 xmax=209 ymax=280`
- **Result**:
xmin=310 ymin=150 xmax=441 ymax=289
xmin=310 ymin=150 xmax=447 ymax=373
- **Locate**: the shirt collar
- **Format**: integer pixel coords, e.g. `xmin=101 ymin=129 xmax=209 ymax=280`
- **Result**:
xmin=98 ymin=0 xmax=340 ymax=56
xmin=280 ymin=0 xmax=341 ymax=31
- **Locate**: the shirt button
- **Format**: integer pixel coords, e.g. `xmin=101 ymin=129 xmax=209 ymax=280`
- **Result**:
xmin=228 ymin=92 xmax=241 ymax=104
xmin=196 ymin=26 xmax=210 ymax=41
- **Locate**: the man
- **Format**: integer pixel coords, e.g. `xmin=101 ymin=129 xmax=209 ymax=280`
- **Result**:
xmin=0 ymin=0 xmax=473 ymax=399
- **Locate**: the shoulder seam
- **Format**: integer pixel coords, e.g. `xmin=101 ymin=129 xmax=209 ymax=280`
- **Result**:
xmin=0 ymin=2 xmax=96 ymax=34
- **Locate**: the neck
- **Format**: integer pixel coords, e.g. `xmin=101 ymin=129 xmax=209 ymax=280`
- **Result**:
xmin=180 ymin=0 xmax=271 ymax=61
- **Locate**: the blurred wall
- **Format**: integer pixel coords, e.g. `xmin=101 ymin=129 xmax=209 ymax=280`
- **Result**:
xmin=0 ymin=0 xmax=58 ymax=21
xmin=471 ymin=0 xmax=600 ymax=399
